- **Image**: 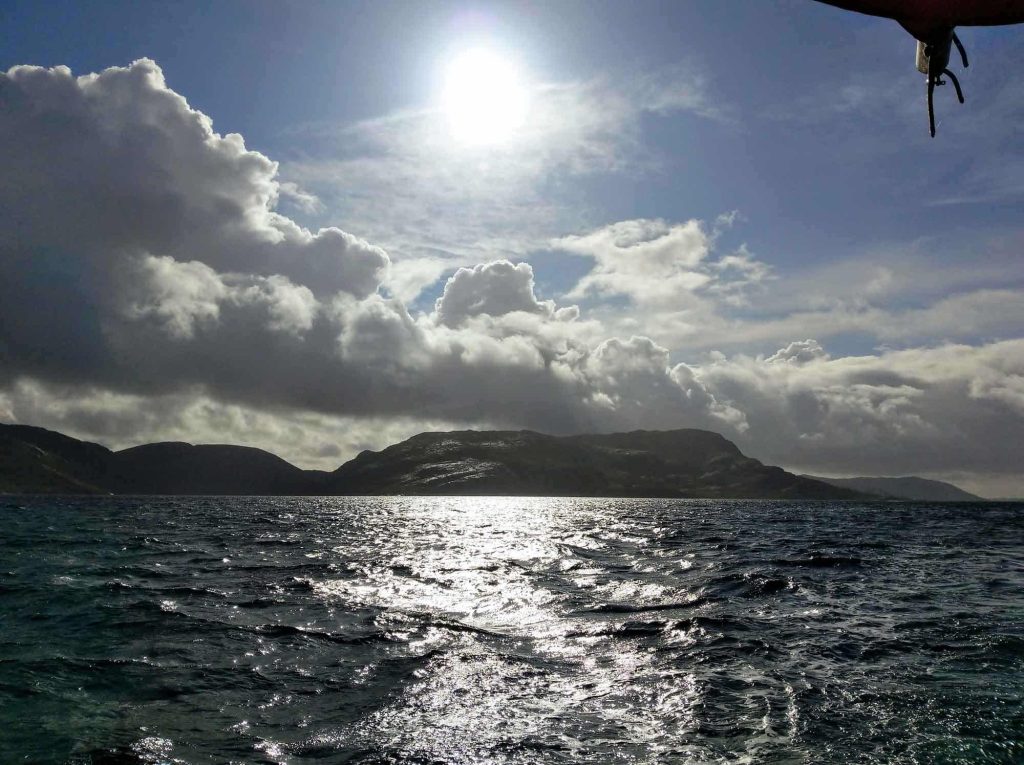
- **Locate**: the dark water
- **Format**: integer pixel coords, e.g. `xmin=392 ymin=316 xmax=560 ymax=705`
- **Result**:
xmin=1 ymin=497 xmax=1022 ymax=764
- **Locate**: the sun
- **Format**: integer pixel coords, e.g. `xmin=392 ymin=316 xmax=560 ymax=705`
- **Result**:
xmin=441 ymin=48 xmax=528 ymax=146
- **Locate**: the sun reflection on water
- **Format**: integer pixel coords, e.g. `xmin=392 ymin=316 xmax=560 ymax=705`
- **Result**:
xmin=315 ymin=496 xmax=566 ymax=633
xmin=300 ymin=496 xmax=721 ymax=761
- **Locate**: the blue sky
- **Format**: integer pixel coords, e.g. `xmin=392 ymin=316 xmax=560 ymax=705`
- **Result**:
xmin=9 ymin=0 xmax=1024 ymax=258
xmin=1 ymin=1 xmax=1023 ymax=494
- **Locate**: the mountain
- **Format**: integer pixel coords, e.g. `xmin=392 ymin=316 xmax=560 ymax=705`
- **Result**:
xmin=0 ymin=424 xmax=115 ymax=494
xmin=112 ymin=442 xmax=328 ymax=495
xmin=0 ymin=424 xmax=327 ymax=495
xmin=0 ymin=421 xmax=868 ymax=499
xmin=327 ymin=429 xmax=863 ymax=499
xmin=803 ymin=475 xmax=983 ymax=502
xmin=0 ymin=436 xmax=93 ymax=494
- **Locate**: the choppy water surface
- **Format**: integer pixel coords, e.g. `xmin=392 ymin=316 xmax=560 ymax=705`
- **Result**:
xmin=1 ymin=497 xmax=1022 ymax=764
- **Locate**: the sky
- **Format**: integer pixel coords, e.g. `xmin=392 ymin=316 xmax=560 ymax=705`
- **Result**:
xmin=1 ymin=0 xmax=1023 ymax=496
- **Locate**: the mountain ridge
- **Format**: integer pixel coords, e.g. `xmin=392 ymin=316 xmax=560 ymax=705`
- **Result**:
xmin=325 ymin=428 xmax=849 ymax=498
xmin=802 ymin=474 xmax=982 ymax=502
xmin=0 ymin=422 xmax=981 ymax=500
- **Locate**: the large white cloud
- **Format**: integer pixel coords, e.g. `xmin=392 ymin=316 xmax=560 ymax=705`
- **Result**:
xmin=0 ymin=61 xmax=737 ymax=440
xmin=551 ymin=216 xmax=1024 ymax=355
xmin=0 ymin=63 xmax=319 ymax=379
xmin=0 ymin=60 xmax=389 ymax=299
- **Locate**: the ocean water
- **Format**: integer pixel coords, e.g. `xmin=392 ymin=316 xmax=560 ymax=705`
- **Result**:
xmin=1 ymin=497 xmax=1022 ymax=764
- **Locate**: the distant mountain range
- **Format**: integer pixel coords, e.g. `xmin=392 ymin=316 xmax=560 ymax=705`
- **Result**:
xmin=0 ymin=422 xmax=982 ymax=500
xmin=802 ymin=475 xmax=982 ymax=502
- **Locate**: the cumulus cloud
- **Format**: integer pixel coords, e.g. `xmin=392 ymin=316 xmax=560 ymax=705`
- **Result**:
xmin=435 ymin=261 xmax=558 ymax=327
xmin=1 ymin=60 xmax=388 ymax=299
xmin=558 ymin=219 xmax=711 ymax=302
xmin=555 ymin=221 xmax=1023 ymax=355
xmin=0 ymin=60 xmax=382 ymax=382
xmin=277 ymin=181 xmax=323 ymax=214
xmin=125 ymin=256 xmax=318 ymax=341
xmin=0 ymin=60 xmax=741 ymax=442
xmin=234 ymin=275 xmax=319 ymax=336
xmin=385 ymin=256 xmax=451 ymax=304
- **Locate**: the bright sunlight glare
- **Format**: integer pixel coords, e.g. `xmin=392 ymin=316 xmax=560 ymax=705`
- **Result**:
xmin=441 ymin=48 xmax=528 ymax=146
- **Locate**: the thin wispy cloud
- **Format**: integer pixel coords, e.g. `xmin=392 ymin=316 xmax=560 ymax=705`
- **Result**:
xmin=283 ymin=63 xmax=731 ymax=297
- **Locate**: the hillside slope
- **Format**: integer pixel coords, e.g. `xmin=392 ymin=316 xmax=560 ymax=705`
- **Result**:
xmin=329 ymin=429 xmax=863 ymax=499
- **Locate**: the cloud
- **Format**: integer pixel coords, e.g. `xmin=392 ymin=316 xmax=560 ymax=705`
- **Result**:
xmin=0 ymin=60 xmax=388 ymax=300
xmin=435 ymin=261 xmax=557 ymax=327
xmin=0 ymin=61 xmax=741 ymax=442
xmin=555 ymin=218 xmax=772 ymax=309
xmin=385 ymin=256 xmax=451 ymax=304
xmin=692 ymin=286 xmax=1024 ymax=354
xmin=633 ymin=63 xmax=734 ymax=123
xmin=0 ymin=59 xmax=388 ymax=387
xmin=766 ymin=339 xmax=830 ymax=365
xmin=557 ymin=219 xmax=712 ymax=303
xmin=277 ymin=181 xmax=323 ymax=214
xmin=698 ymin=339 xmax=1024 ymax=483
xmin=552 ymin=219 xmax=1023 ymax=355
xmin=545 ymin=218 xmax=779 ymax=352
xmin=127 ymin=256 xmax=229 ymax=339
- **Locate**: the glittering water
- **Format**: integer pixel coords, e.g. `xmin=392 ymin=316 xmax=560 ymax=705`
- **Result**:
xmin=1 ymin=497 xmax=1022 ymax=764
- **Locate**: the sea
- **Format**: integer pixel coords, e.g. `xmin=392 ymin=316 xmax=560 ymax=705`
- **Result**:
xmin=1 ymin=496 xmax=1021 ymax=764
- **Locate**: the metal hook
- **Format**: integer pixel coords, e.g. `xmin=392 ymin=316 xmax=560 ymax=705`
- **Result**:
xmin=928 ymin=76 xmax=936 ymax=137
xmin=952 ymin=33 xmax=969 ymax=69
